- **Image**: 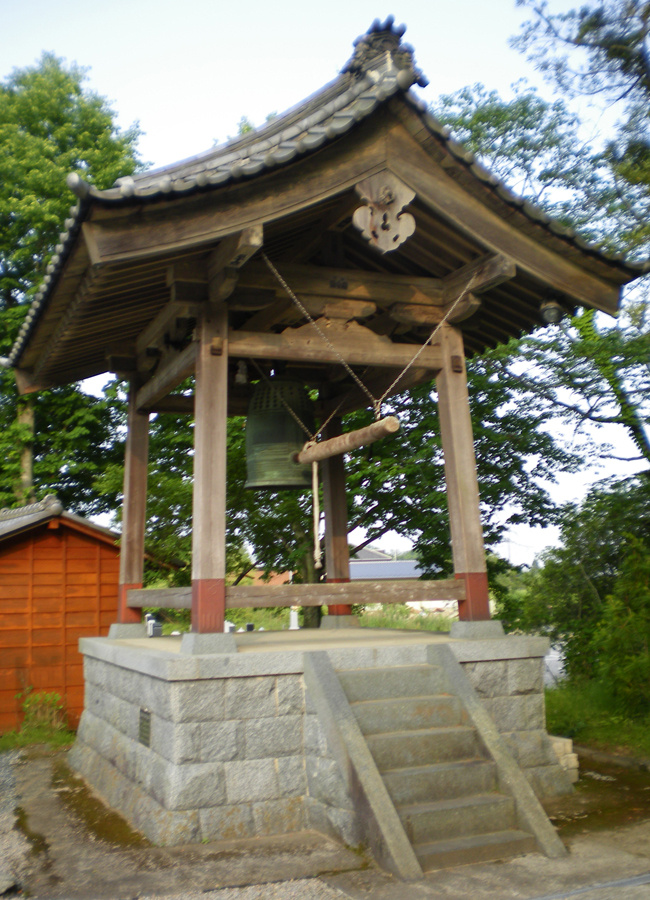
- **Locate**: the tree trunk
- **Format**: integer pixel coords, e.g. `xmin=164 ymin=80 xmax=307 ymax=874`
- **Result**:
xmin=292 ymin=520 xmax=322 ymax=628
xmin=16 ymin=396 xmax=35 ymax=505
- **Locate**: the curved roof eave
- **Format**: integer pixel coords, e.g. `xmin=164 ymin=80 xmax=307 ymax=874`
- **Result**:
xmin=7 ymin=19 xmax=650 ymax=369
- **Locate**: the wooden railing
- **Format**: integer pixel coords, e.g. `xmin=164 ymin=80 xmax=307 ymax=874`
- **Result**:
xmin=126 ymin=579 xmax=465 ymax=610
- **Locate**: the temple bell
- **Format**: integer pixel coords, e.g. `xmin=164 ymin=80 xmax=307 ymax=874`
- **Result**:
xmin=245 ymin=378 xmax=314 ymax=490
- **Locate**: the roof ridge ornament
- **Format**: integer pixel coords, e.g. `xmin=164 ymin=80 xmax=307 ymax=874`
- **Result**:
xmin=343 ymin=16 xmax=428 ymax=88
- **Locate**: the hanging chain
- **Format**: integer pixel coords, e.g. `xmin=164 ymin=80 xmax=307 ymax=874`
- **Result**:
xmin=376 ymin=275 xmax=478 ymax=409
xmin=262 ymin=254 xmax=378 ymax=411
xmin=260 ymin=253 xmax=478 ymax=421
xmin=250 ymin=359 xmax=312 ymax=437
xmin=250 ymin=359 xmax=345 ymax=443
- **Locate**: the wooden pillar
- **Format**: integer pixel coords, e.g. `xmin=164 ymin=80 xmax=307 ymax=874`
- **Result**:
xmin=435 ymin=324 xmax=490 ymax=621
xmin=322 ymin=417 xmax=352 ymax=615
xmin=191 ymin=303 xmax=228 ymax=633
xmin=118 ymin=385 xmax=149 ymax=623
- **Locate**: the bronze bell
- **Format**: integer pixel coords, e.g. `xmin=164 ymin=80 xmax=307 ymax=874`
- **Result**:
xmin=245 ymin=378 xmax=314 ymax=490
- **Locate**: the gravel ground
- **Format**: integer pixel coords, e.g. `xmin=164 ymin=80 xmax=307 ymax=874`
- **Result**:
xmin=140 ymin=881 xmax=348 ymax=900
xmin=0 ymin=749 xmax=30 ymax=893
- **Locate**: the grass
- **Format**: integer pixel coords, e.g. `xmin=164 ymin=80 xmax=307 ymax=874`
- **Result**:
xmin=546 ymin=678 xmax=650 ymax=759
xmin=0 ymin=723 xmax=76 ymax=753
xmin=358 ymin=603 xmax=454 ymax=632
xmin=159 ymin=603 xmax=455 ymax=634
xmin=0 ymin=688 xmax=76 ymax=753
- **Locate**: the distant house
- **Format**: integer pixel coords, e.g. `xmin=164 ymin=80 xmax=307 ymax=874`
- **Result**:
xmin=350 ymin=545 xmax=423 ymax=581
xmin=350 ymin=546 xmax=454 ymax=613
xmin=0 ymin=495 xmax=120 ymax=732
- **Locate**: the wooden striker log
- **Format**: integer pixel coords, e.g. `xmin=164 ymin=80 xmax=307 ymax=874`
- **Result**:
xmin=295 ymin=416 xmax=400 ymax=465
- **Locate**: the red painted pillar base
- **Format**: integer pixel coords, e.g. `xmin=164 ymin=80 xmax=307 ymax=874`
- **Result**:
xmin=456 ymin=572 xmax=490 ymax=621
xmin=118 ymin=583 xmax=143 ymax=624
xmin=326 ymin=577 xmax=352 ymax=616
xmin=192 ymin=578 xmax=226 ymax=633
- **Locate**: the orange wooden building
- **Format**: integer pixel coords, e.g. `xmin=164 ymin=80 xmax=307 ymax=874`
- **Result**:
xmin=0 ymin=495 xmax=119 ymax=731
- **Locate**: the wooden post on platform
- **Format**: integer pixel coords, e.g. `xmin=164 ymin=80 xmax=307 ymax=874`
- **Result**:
xmin=118 ymin=385 xmax=149 ymax=623
xmin=322 ymin=417 xmax=352 ymax=616
xmin=191 ymin=303 xmax=228 ymax=632
xmin=436 ymin=324 xmax=490 ymax=621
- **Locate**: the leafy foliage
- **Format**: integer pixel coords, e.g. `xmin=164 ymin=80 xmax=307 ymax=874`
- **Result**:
xmin=513 ymin=0 xmax=650 ymax=251
xmin=595 ymin=536 xmax=650 ymax=713
xmin=0 ymin=53 xmax=141 ymax=308
xmin=0 ymin=55 xmax=141 ymax=510
xmin=509 ymin=476 xmax=650 ymax=677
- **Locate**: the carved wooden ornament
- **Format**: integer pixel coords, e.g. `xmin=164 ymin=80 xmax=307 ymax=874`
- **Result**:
xmin=352 ymin=173 xmax=416 ymax=254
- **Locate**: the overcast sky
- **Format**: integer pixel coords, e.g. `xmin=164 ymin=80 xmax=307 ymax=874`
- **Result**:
xmin=3 ymin=0 xmax=576 ymax=169
xmin=5 ymin=0 xmax=641 ymax=563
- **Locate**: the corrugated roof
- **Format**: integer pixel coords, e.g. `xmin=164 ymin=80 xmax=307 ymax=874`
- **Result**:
xmin=6 ymin=16 xmax=649 ymax=369
xmin=349 ymin=559 xmax=423 ymax=580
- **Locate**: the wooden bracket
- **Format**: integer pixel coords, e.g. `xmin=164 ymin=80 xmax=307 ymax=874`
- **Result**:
xmin=352 ymin=172 xmax=416 ymax=254
xmin=208 ymin=226 xmax=264 ymax=303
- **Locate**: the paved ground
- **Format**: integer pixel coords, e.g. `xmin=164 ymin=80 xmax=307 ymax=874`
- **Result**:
xmin=3 ymin=748 xmax=650 ymax=900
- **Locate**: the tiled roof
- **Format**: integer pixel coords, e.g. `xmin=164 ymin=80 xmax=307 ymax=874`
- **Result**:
xmin=6 ymin=17 xmax=649 ymax=368
xmin=0 ymin=494 xmax=118 ymax=542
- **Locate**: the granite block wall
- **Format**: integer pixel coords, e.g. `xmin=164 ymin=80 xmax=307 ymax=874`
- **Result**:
xmin=70 ymin=656 xmax=359 ymax=846
xmin=459 ymin=656 xmax=572 ymax=798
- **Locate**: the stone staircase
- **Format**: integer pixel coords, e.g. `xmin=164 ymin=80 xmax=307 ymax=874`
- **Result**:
xmin=336 ymin=663 xmax=537 ymax=871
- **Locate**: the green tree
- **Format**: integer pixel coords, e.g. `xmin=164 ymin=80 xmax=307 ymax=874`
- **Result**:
xmin=595 ymin=536 xmax=650 ymax=713
xmin=513 ymin=476 xmax=650 ymax=677
xmin=433 ymin=82 xmax=650 ymax=469
xmin=0 ymin=54 xmax=141 ymax=508
xmin=513 ymin=0 xmax=650 ymax=249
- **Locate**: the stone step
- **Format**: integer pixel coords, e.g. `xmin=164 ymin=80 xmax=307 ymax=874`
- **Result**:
xmin=366 ymin=726 xmax=483 ymax=771
xmin=398 ymin=793 xmax=516 ymax=845
xmin=337 ymin=665 xmax=446 ymax=702
xmin=415 ymin=829 xmax=537 ymax=872
xmin=382 ymin=758 xmax=497 ymax=806
xmin=351 ymin=695 xmax=467 ymax=735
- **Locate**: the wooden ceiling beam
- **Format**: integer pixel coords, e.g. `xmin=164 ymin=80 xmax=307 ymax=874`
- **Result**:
xmin=228 ymin=322 xmax=443 ymax=370
xmin=441 ymin=253 xmax=517 ymax=301
xmin=238 ymin=261 xmax=444 ymax=306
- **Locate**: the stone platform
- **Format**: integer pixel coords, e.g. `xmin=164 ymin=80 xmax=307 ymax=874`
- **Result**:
xmin=70 ymin=627 xmax=572 ymax=876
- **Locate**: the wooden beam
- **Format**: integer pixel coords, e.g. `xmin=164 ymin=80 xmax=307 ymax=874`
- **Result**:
xmin=390 ymin=294 xmax=481 ymax=328
xmin=191 ymin=301 xmax=229 ymax=632
xmin=81 ymin=125 xmax=389 ymax=264
xmin=321 ymin=417 xmax=351 ymax=615
xmin=14 ymin=368 xmax=50 ymax=395
xmin=239 ymin=261 xmax=444 ymax=306
xmin=148 ymin=395 xmax=194 ymax=414
xmin=126 ymin=578 xmax=466 ymax=609
xmin=287 ymin=193 xmax=360 ymax=263
xmin=228 ymin=322 xmax=443 ymax=369
xmin=240 ymin=297 xmax=376 ymax=333
xmin=135 ymin=297 xmax=200 ymax=356
xmin=118 ymin=385 xmax=149 ymax=625
xmin=135 ymin=342 xmax=198 ymax=411
xmin=441 ymin=254 xmax=516 ymax=301
xmin=387 ymin=131 xmax=622 ymax=313
xmin=208 ymin=227 xmax=264 ymax=279
xmin=435 ymin=324 xmax=489 ymax=621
